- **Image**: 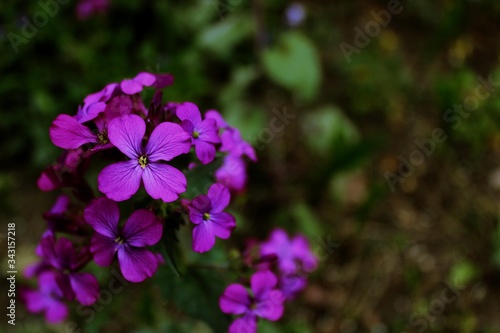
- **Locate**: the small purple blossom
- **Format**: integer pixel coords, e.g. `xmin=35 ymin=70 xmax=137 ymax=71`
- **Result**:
xmin=260 ymin=228 xmax=318 ymax=274
xmin=120 ymin=72 xmax=156 ymax=95
xmin=220 ymin=270 xmax=285 ymax=333
xmin=22 ymin=271 xmax=69 ymax=323
xmin=37 ymin=149 xmax=82 ymax=192
xmin=76 ymin=83 xmax=118 ymax=123
xmin=38 ymin=235 xmax=99 ymax=305
xmin=97 ymin=114 xmax=191 ymax=202
xmin=77 ymin=0 xmax=109 ymax=20
xmin=84 ymin=197 xmax=162 ymax=282
xmin=177 ymin=102 xmax=221 ymax=164
xmin=285 ymin=3 xmax=306 ymax=26
xmin=188 ymin=183 xmax=236 ymax=253
xmin=215 ymin=155 xmax=248 ymax=193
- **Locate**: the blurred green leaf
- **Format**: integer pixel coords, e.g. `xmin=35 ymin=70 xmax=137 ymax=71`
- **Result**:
xmin=262 ymin=32 xmax=321 ymax=101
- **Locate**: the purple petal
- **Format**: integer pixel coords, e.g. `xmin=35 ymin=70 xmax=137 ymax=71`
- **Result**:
xmin=120 ymin=79 xmax=143 ymax=95
xmin=145 ymin=122 xmax=191 ymax=162
xmin=98 ymin=160 xmax=143 ymax=202
xmin=55 ymin=238 xmax=76 ymax=270
xmin=292 ymin=235 xmax=317 ymax=271
xmin=37 ymin=168 xmax=60 ymax=192
xmin=84 ymin=197 xmax=120 ymax=238
xmin=210 ymin=212 xmax=236 ymax=239
xmin=197 ymin=119 xmax=221 ymax=143
xmin=103 ymin=95 xmax=133 ymax=122
xmin=251 ymin=270 xmax=278 ymax=301
xmin=50 ymin=195 xmax=70 ymax=215
xmin=207 ymin=183 xmax=231 ymax=213
xmin=69 ymin=272 xmax=99 ymax=305
xmin=24 ymin=290 xmax=47 ymax=313
xmin=142 ymin=163 xmax=186 ymax=202
xmin=192 ymin=222 xmax=216 ymax=253
xmin=205 ymin=110 xmax=228 ymax=129
xmin=188 ymin=195 xmax=211 ymax=224
xmin=77 ymin=101 xmax=106 ymax=124
xmin=195 ymin=140 xmax=216 ymax=165
xmin=118 ymin=246 xmax=158 ymax=283
xmin=254 ymin=290 xmax=285 ymax=321
xmin=39 ymin=271 xmax=63 ymax=297
xmin=45 ymin=299 xmax=69 ymax=323
xmin=176 ymin=102 xmax=202 ymax=125
xmin=151 ymin=73 xmax=174 ymax=89
xmin=50 ymin=114 xmax=97 ymax=149
xmin=219 ymin=284 xmax=250 ymax=315
xmin=122 ymin=209 xmax=162 ymax=247
xmin=229 ymin=314 xmax=258 ymax=333
xmin=90 ymin=233 xmax=118 ymax=266
xmin=134 ymin=72 xmax=156 ymax=86
xmin=107 ymin=114 xmax=144 ymax=159
xmin=215 ymin=155 xmax=247 ymax=192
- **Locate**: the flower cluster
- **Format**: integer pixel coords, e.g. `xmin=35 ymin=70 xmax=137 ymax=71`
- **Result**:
xmin=219 ymin=229 xmax=318 ymax=332
xmin=24 ymin=71 xmax=256 ymax=323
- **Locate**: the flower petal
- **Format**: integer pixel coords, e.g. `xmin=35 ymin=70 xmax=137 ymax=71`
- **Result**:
xmin=55 ymin=237 xmax=76 ymax=270
xmin=98 ymin=160 xmax=143 ymax=202
xmin=176 ymin=102 xmax=202 ymax=125
xmin=84 ymin=197 xmax=120 ymax=238
xmin=207 ymin=183 xmax=231 ymax=213
xmin=108 ymin=114 xmax=144 ymax=159
xmin=219 ymin=284 xmax=251 ymax=315
xmin=50 ymin=114 xmax=97 ymax=149
xmin=229 ymin=314 xmax=258 ymax=333
xmin=192 ymin=222 xmax=215 ymax=253
xmin=254 ymin=290 xmax=285 ymax=321
xmin=122 ymin=209 xmax=162 ymax=247
xmin=120 ymin=79 xmax=143 ymax=95
xmin=142 ymin=163 xmax=186 ymax=202
xmin=215 ymin=155 xmax=247 ymax=192
xmin=145 ymin=122 xmax=191 ymax=162
xmin=251 ymin=270 xmax=278 ymax=301
xmin=45 ymin=299 xmax=69 ymax=323
xmin=210 ymin=212 xmax=236 ymax=239
xmin=205 ymin=110 xmax=228 ymax=129
xmin=188 ymin=195 xmax=211 ymax=225
xmin=195 ymin=140 xmax=216 ymax=164
xmin=197 ymin=118 xmax=221 ymax=143
xmin=91 ymin=233 xmax=118 ymax=266
xmin=118 ymin=246 xmax=158 ymax=283
xmin=69 ymin=272 xmax=99 ymax=305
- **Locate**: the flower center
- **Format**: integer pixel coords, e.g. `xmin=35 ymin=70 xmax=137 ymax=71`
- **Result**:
xmin=115 ymin=236 xmax=125 ymax=244
xmin=139 ymin=155 xmax=148 ymax=169
xmin=193 ymin=130 xmax=200 ymax=139
xmin=203 ymin=213 xmax=211 ymax=221
xmin=97 ymin=130 xmax=109 ymax=145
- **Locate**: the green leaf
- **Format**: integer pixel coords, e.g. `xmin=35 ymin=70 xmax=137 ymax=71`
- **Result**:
xmin=156 ymin=266 xmax=231 ymax=332
xmin=262 ymin=32 xmax=321 ymax=100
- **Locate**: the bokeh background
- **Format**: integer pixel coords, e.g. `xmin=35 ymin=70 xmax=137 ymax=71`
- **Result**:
xmin=2 ymin=0 xmax=500 ymax=332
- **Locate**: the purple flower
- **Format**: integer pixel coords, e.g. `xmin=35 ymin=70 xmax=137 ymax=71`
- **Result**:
xmin=188 ymin=183 xmax=236 ymax=253
xmin=215 ymin=155 xmax=248 ymax=193
xmin=76 ymin=83 xmax=118 ymax=124
xmin=38 ymin=235 xmax=99 ymax=305
xmin=220 ymin=270 xmax=285 ymax=333
xmin=205 ymin=110 xmax=256 ymax=161
xmin=22 ymin=271 xmax=68 ymax=323
xmin=177 ymin=102 xmax=221 ymax=164
xmin=278 ymin=273 xmax=308 ymax=300
xmin=50 ymin=96 xmax=134 ymax=151
xmin=76 ymin=0 xmax=109 ymax=20
xmin=120 ymin=72 xmax=156 ymax=95
xmin=84 ymin=197 xmax=162 ymax=282
xmin=37 ymin=149 xmax=82 ymax=192
xmin=260 ymin=229 xmax=318 ymax=274
xmin=98 ymin=114 xmax=191 ymax=202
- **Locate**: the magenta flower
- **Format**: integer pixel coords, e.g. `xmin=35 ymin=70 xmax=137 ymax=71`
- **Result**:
xmin=76 ymin=0 xmax=109 ymax=20
xmin=22 ymin=271 xmax=68 ymax=323
xmin=38 ymin=235 xmax=99 ymax=305
xmin=84 ymin=197 xmax=162 ymax=282
xmin=50 ymin=95 xmax=134 ymax=151
xmin=260 ymin=229 xmax=318 ymax=274
xmin=215 ymin=155 xmax=248 ymax=193
xmin=187 ymin=183 xmax=236 ymax=253
xmin=76 ymin=83 xmax=118 ymax=124
xmin=120 ymin=72 xmax=156 ymax=95
xmin=98 ymin=114 xmax=191 ymax=202
xmin=220 ymin=270 xmax=285 ymax=333
xmin=177 ymin=102 xmax=221 ymax=164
